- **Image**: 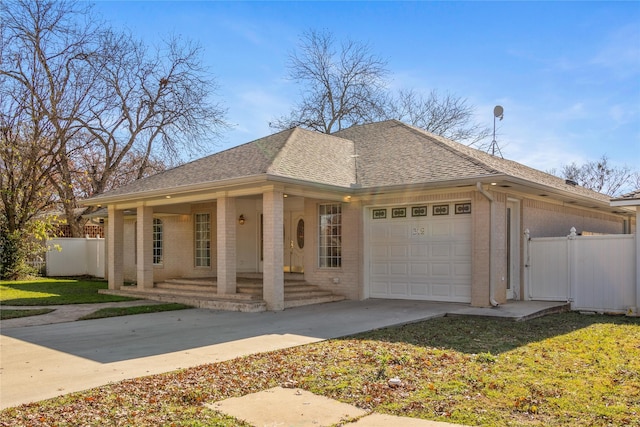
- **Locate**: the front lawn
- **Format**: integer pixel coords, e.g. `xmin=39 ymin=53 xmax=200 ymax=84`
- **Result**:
xmin=0 ymin=278 xmax=137 ymax=305
xmin=78 ymin=303 xmax=192 ymax=320
xmin=1 ymin=312 xmax=638 ymax=426
xmin=0 ymin=308 xmax=55 ymax=320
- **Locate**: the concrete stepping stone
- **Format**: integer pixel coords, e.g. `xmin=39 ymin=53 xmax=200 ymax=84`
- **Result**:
xmin=209 ymin=386 xmax=366 ymax=426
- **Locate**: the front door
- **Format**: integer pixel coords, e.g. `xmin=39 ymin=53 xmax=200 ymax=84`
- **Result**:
xmin=284 ymin=211 xmax=304 ymax=273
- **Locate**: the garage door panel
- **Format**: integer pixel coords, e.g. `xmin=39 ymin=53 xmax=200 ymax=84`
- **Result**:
xmin=454 ymin=284 xmax=471 ymax=299
xmin=453 ymin=262 xmax=471 ymax=277
xmin=370 ymin=262 xmax=388 ymax=275
xmin=389 ymin=282 xmax=408 ymax=296
xmin=431 ymin=263 xmax=451 ymax=276
xmin=410 ymin=284 xmax=428 ymax=296
xmin=368 ymin=206 xmax=471 ymax=303
xmin=370 ymin=246 xmax=388 ymax=258
xmin=431 ymin=223 xmax=452 ymax=238
xmin=371 ymin=281 xmax=390 ymax=295
xmin=389 ymin=224 xmax=408 ymax=239
xmin=410 ymin=263 xmax=428 ymax=275
xmin=454 ymin=243 xmax=471 ymax=257
xmin=410 ymin=244 xmax=429 ymax=257
xmin=389 ymin=245 xmax=408 ymax=258
xmin=432 ymin=283 xmax=452 ymax=297
xmin=454 ymin=221 xmax=472 ymax=236
xmin=389 ymin=263 xmax=407 ymax=275
xmin=431 ymin=243 xmax=451 ymax=258
xmin=369 ymin=224 xmax=388 ymax=241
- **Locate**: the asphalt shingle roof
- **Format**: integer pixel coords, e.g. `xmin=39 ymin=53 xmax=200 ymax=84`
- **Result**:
xmin=86 ymin=119 xmax=611 ymax=204
xmin=612 ymin=189 xmax=640 ymax=202
xmin=335 ymin=120 xmax=611 ymax=202
xmin=334 ymin=120 xmax=498 ymax=186
xmin=92 ymin=127 xmax=355 ymax=199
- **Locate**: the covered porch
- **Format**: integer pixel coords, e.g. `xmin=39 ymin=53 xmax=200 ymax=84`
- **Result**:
xmin=103 ymin=183 xmax=352 ymax=311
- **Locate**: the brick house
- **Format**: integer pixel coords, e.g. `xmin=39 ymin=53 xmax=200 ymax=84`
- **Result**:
xmin=83 ymin=120 xmax=634 ymax=311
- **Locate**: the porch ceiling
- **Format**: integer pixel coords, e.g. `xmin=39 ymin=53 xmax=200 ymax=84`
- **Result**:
xmin=83 ymin=174 xmax=353 ymax=210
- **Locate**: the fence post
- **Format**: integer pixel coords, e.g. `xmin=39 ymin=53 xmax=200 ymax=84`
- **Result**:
xmin=567 ymin=227 xmax=577 ymax=306
xmin=524 ymin=229 xmax=531 ymax=300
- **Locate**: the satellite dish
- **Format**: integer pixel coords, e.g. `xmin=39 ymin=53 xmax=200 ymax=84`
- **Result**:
xmin=490 ymin=105 xmax=505 ymax=158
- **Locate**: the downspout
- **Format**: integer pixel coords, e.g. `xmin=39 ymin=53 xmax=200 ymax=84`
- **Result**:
xmin=476 ymin=182 xmax=500 ymax=307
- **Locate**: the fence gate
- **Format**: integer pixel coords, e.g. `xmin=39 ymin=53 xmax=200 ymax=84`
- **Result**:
xmin=525 ymin=228 xmax=636 ymax=313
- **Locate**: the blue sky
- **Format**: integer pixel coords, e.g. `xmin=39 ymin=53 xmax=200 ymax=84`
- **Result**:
xmin=91 ymin=1 xmax=640 ymax=174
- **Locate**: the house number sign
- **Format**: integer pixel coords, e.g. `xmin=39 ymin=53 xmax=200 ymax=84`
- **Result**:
xmin=412 ymin=227 xmax=425 ymax=236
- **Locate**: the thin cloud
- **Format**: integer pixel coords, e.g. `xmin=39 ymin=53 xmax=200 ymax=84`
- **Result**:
xmin=590 ymin=24 xmax=640 ymax=79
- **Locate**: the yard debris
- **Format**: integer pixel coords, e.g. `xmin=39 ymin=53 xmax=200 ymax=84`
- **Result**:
xmin=387 ymin=377 xmax=402 ymax=387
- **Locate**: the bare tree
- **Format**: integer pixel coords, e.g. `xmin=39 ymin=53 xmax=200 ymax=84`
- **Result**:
xmin=272 ymin=29 xmax=490 ymax=146
xmin=0 ymin=96 xmax=59 ymax=278
xmin=1 ymin=0 xmax=100 ymax=236
xmin=632 ymin=172 xmax=640 ymax=193
xmin=386 ymin=89 xmax=491 ymax=146
xmin=271 ymin=29 xmax=390 ymax=134
xmin=0 ymin=97 xmax=57 ymax=233
xmin=554 ymin=155 xmax=636 ymax=197
xmin=1 ymin=0 xmax=228 ymax=237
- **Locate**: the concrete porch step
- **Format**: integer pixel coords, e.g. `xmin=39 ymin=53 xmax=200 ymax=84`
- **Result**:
xmin=160 ymin=279 xmax=340 ymax=299
xmin=101 ymin=275 xmax=346 ymax=312
xmin=99 ymin=288 xmax=267 ymax=312
xmin=158 ymin=280 xmax=262 ymax=297
xmin=284 ymin=294 xmax=346 ymax=309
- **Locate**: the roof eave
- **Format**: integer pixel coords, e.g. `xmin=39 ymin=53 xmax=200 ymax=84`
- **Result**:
xmin=610 ymin=199 xmax=640 ymax=207
xmin=352 ymin=175 xmax=506 ymax=195
xmin=82 ymin=173 xmax=355 ymax=207
xmin=499 ymin=176 xmax=636 ymax=214
xmin=82 ymin=174 xmax=271 ymax=206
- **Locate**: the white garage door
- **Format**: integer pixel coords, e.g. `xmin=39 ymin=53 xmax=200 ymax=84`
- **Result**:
xmin=367 ymin=204 xmax=472 ymax=302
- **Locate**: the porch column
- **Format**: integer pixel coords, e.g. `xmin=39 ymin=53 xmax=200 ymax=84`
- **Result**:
xmin=471 ymin=190 xmax=491 ymax=306
xmin=263 ymin=188 xmax=285 ymax=311
xmin=216 ymin=195 xmax=237 ymax=294
xmin=136 ymin=205 xmax=154 ymax=290
xmin=107 ymin=205 xmax=124 ymax=290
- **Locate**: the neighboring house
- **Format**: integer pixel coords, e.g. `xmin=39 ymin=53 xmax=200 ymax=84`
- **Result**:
xmin=83 ymin=120 xmax=635 ymax=311
xmin=43 ymin=208 xmax=105 ymax=238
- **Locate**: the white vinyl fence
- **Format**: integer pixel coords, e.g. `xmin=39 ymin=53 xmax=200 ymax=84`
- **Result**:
xmin=46 ymin=237 xmax=105 ymax=278
xmin=525 ymin=228 xmax=636 ymax=313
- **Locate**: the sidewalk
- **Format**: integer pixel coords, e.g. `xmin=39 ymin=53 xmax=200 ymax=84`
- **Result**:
xmin=1 ymin=300 xmax=168 ymax=328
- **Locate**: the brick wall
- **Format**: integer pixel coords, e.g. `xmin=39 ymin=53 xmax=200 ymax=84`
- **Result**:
xmin=303 ymin=198 xmax=363 ymax=300
xmin=523 ymin=198 xmax=625 ymax=237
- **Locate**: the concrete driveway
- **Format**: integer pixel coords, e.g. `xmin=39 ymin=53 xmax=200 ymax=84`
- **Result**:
xmin=1 ymin=299 xmax=566 ymax=409
xmin=1 ymin=299 xmax=460 ymax=408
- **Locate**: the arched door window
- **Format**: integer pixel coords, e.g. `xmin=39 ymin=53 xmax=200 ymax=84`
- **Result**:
xmin=296 ymin=219 xmax=305 ymax=249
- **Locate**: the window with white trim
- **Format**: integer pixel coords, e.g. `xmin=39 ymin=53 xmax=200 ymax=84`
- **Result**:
xmin=318 ymin=203 xmax=342 ymax=268
xmin=194 ymin=213 xmax=211 ymax=267
xmin=153 ymin=218 xmax=163 ymax=265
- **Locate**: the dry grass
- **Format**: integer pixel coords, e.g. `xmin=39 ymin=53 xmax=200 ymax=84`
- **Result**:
xmin=1 ymin=312 xmax=638 ymax=426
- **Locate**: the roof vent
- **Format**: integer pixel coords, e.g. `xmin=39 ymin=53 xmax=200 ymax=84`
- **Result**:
xmin=565 ymin=179 xmax=578 ymax=186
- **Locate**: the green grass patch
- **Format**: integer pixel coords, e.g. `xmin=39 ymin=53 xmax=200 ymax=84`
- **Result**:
xmin=78 ymin=304 xmax=192 ymax=320
xmin=0 ymin=308 xmax=55 ymax=320
xmin=1 ymin=312 xmax=638 ymax=426
xmin=0 ymin=278 xmax=137 ymax=305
